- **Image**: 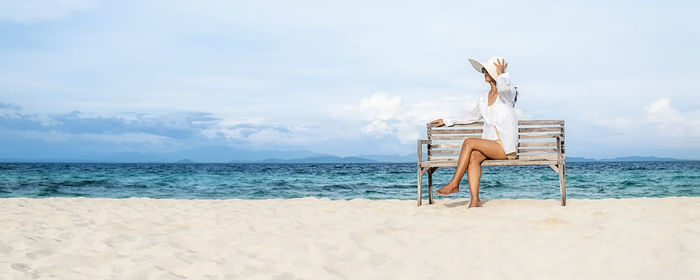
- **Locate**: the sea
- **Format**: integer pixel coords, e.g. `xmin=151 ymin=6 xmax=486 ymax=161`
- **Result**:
xmin=0 ymin=162 xmax=698 ymax=200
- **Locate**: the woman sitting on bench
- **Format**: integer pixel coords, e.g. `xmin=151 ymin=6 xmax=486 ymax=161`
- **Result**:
xmin=430 ymin=56 xmax=519 ymax=208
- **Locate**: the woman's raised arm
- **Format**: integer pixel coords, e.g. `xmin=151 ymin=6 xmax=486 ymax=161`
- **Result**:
xmin=494 ymin=58 xmax=517 ymax=106
xmin=496 ymin=73 xmax=517 ymax=106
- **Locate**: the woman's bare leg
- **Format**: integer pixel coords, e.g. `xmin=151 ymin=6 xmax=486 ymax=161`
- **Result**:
xmin=467 ymin=150 xmax=487 ymax=207
xmin=436 ymin=138 xmax=508 ymax=196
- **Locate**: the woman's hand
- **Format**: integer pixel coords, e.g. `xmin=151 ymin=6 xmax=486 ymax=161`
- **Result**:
xmin=430 ymin=119 xmax=445 ymax=127
xmin=494 ymin=58 xmax=507 ymax=76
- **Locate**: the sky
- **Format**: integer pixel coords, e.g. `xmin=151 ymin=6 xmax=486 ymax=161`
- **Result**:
xmin=1 ymin=0 xmax=699 ymax=161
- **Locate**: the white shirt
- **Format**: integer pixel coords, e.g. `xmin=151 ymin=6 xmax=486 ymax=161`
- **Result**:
xmin=443 ymin=73 xmax=519 ymax=154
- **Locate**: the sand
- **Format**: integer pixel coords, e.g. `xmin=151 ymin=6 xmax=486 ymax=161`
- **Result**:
xmin=1 ymin=197 xmax=699 ymax=279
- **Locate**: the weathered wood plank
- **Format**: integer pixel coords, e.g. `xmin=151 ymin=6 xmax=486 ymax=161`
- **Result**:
xmin=518 ymin=154 xmax=559 ymax=160
xmin=430 ymin=150 xmax=460 ymax=155
xmin=417 ymin=139 xmax=423 ymax=206
xmin=419 ymin=161 xmax=460 ymax=167
xmin=518 ymin=148 xmax=557 ymax=154
xmin=518 ymin=120 xmax=564 ymax=125
xmin=518 ymin=141 xmax=557 ymax=147
xmin=429 ymin=130 xmax=562 ymax=138
xmin=428 ymin=129 xmax=483 ymax=134
xmin=428 ymin=120 xmax=563 ymax=128
xmin=518 ymin=133 xmax=561 ymax=139
xmin=420 ymin=159 xmax=558 ymax=167
xmin=428 ymin=154 xmax=559 ymax=161
xmin=451 ymin=122 xmax=484 ymax=127
xmin=429 ymin=144 xmax=463 ymax=149
xmin=429 ymin=135 xmax=481 ymax=140
xmin=429 ymin=148 xmax=558 ymax=156
xmin=428 ymin=168 xmax=435 ymax=204
xmin=431 ymin=134 xmax=561 ymax=142
xmin=429 ymin=144 xmax=559 ymax=153
xmin=428 ymin=155 xmax=459 ymax=161
xmin=549 ymin=164 xmax=559 ymax=173
xmin=482 ymin=159 xmax=557 ymax=166
xmin=430 ymin=135 xmax=480 ymax=140
xmin=557 ymin=134 xmax=566 ymax=206
xmin=519 ymin=127 xmax=562 ymax=133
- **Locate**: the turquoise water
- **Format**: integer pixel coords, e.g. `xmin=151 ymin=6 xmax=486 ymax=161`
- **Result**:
xmin=0 ymin=162 xmax=698 ymax=200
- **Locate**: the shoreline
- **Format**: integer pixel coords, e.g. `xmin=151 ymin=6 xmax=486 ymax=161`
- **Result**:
xmin=2 ymin=195 xmax=699 ymax=200
xmin=2 ymin=197 xmax=699 ymax=278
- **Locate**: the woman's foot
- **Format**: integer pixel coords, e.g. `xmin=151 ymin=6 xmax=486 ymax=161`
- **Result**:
xmin=436 ymin=182 xmax=459 ymax=196
xmin=468 ymin=199 xmax=483 ymax=208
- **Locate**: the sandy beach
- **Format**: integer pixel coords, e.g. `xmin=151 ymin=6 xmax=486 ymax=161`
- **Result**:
xmin=1 ymin=197 xmax=699 ymax=279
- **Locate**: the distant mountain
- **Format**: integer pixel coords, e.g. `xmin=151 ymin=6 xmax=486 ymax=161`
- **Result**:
xmin=168 ymin=146 xmax=327 ymax=162
xmin=243 ymin=156 xmax=378 ymax=163
xmin=356 ymin=153 xmax=415 ymax=163
xmin=3 ymin=142 xmax=691 ymax=163
xmin=602 ymin=156 xmax=683 ymax=161
xmin=0 ymin=146 xmax=326 ymax=163
xmin=568 ymin=156 xmax=686 ymax=162
xmin=567 ymin=157 xmax=598 ymax=162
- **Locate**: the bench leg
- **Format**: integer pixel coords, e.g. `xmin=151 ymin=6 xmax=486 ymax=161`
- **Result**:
xmin=559 ymin=163 xmax=567 ymax=206
xmin=417 ymin=167 xmax=423 ymax=206
xmin=428 ymin=168 xmax=434 ymax=204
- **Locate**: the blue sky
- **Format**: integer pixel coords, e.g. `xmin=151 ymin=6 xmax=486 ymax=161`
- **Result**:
xmin=1 ymin=0 xmax=699 ymax=161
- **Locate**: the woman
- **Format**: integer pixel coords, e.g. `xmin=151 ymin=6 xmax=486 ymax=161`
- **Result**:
xmin=430 ymin=56 xmax=518 ymax=208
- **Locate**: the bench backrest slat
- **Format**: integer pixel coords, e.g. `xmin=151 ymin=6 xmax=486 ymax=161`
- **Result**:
xmin=427 ymin=120 xmax=564 ymax=161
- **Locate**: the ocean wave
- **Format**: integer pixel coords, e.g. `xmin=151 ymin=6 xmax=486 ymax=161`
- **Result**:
xmin=0 ymin=162 xmax=698 ymax=199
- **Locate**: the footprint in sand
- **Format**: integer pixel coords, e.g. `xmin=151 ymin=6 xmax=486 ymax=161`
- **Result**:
xmin=0 ymin=245 xmax=13 ymax=254
xmin=26 ymin=248 xmax=54 ymax=259
xmin=11 ymin=263 xmax=31 ymax=272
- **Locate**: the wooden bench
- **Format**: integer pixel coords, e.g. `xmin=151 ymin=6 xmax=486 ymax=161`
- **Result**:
xmin=417 ymin=120 xmax=566 ymax=206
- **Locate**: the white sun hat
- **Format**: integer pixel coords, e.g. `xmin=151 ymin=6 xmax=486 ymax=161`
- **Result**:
xmin=468 ymin=56 xmax=505 ymax=81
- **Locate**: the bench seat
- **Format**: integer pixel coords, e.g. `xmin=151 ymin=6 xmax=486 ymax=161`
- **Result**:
xmin=420 ymin=159 xmax=558 ymax=168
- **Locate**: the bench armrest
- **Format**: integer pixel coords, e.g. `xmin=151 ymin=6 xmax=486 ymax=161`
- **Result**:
xmin=417 ymin=139 xmax=431 ymax=163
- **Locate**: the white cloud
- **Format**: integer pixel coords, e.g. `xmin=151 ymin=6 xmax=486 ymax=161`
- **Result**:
xmin=197 ymin=116 xmax=328 ymax=149
xmin=359 ymin=92 xmax=406 ymax=139
xmin=362 ymin=119 xmax=392 ymax=135
xmin=359 ymin=92 xmax=402 ymax=121
xmin=350 ymin=92 xmax=479 ymax=144
xmin=593 ymin=98 xmax=700 ymax=148
xmin=396 ymin=121 xmax=420 ymax=143
xmin=644 ymin=98 xmax=700 ymax=138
